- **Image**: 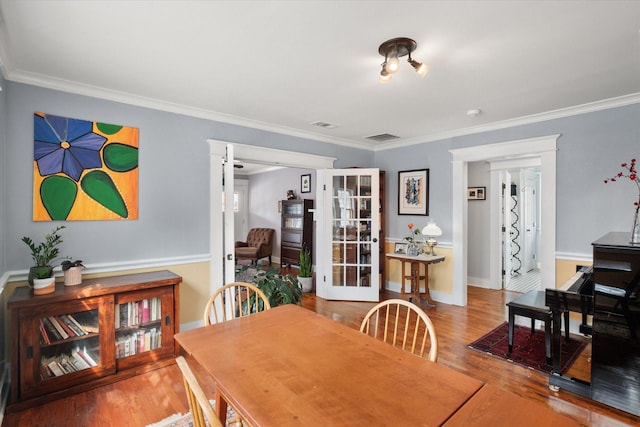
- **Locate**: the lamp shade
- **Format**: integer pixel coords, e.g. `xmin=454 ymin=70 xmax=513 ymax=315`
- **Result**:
xmin=422 ymin=221 xmax=442 ymax=237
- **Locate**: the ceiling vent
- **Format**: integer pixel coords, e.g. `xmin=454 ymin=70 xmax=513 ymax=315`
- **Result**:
xmin=311 ymin=121 xmax=338 ymax=129
xmin=365 ymin=133 xmax=400 ymax=142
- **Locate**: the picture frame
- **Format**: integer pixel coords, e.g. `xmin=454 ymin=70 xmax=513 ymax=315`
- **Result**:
xmin=394 ymin=242 xmax=408 ymax=254
xmin=467 ymin=186 xmax=486 ymax=200
xmin=301 ymin=174 xmax=311 ymax=193
xmin=398 ymin=169 xmax=429 ymax=215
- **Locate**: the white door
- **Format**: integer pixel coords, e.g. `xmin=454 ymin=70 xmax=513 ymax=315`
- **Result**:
xmin=501 ymin=171 xmax=512 ymax=289
xmin=208 ymin=142 xmax=237 ymax=314
xmin=522 ymin=169 xmax=538 ymax=272
xmin=319 ymin=169 xmax=380 ymax=302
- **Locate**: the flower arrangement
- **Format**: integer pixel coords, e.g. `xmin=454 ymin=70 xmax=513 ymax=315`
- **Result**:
xmin=403 ymin=223 xmax=421 ymax=243
xmin=604 ymin=158 xmax=640 ymax=243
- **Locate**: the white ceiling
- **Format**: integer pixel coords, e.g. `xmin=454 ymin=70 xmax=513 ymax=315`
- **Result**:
xmin=1 ymin=1 xmax=639 ymax=151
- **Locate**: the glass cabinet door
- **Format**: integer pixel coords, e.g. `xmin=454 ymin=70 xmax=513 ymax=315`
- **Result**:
xmin=20 ymin=296 xmax=114 ymax=399
xmin=114 ymin=287 xmax=175 ymax=370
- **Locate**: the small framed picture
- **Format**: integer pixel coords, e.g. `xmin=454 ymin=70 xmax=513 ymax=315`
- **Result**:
xmin=301 ymin=174 xmax=311 ymax=193
xmin=467 ymin=186 xmax=486 ymax=200
xmin=394 ymin=242 xmax=408 ymax=254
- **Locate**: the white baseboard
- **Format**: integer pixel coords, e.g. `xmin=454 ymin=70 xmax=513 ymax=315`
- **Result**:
xmin=467 ymin=277 xmax=495 ymax=289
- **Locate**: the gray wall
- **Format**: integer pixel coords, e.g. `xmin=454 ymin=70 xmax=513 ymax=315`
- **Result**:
xmin=376 ymin=103 xmax=640 ymax=258
xmin=3 ymin=79 xmax=639 ymax=276
xmin=247 ymin=167 xmax=316 ymax=260
xmin=467 ymin=162 xmax=491 ymax=282
xmin=2 ymin=81 xmax=371 ymax=272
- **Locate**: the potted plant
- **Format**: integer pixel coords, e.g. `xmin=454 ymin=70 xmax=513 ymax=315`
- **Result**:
xmin=62 ymin=259 xmax=84 ymax=286
xmin=298 ymin=246 xmax=313 ymax=293
xmin=248 ymin=266 xmax=303 ymax=307
xmin=22 ymin=225 xmax=66 ymax=295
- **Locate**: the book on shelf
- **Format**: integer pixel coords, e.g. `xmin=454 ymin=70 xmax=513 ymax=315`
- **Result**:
xmin=40 ymin=346 xmax=98 ymax=380
xmin=39 ymin=320 xmax=51 ymax=345
xmin=63 ymin=314 xmax=89 ymax=336
xmin=41 ymin=317 xmax=62 ymax=342
xmin=73 ymin=310 xmax=99 ymax=333
xmin=48 ymin=316 xmax=69 ymax=340
xmin=116 ymin=297 xmax=161 ymax=330
xmin=115 ymin=327 xmax=161 ymax=359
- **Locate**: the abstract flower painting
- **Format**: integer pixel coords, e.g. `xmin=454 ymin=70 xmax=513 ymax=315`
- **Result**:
xmin=33 ymin=112 xmax=139 ymax=221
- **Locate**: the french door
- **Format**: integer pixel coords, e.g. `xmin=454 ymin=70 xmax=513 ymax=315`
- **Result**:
xmin=319 ymin=169 xmax=380 ymax=302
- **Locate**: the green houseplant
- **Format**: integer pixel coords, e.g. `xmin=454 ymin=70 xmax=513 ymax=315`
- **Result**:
xmin=298 ymin=246 xmax=313 ymax=293
xmin=22 ymin=225 xmax=66 ymax=292
xmin=239 ymin=266 xmax=303 ymax=307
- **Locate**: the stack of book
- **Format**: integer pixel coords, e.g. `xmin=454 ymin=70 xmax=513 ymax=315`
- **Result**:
xmin=40 ymin=346 xmax=98 ymax=379
xmin=39 ymin=312 xmax=98 ymax=344
xmin=115 ymin=297 xmax=161 ymax=329
xmin=115 ymin=327 xmax=162 ymax=359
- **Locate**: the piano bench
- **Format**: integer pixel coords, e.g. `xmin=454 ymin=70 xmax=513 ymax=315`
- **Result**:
xmin=507 ymin=290 xmax=569 ymax=365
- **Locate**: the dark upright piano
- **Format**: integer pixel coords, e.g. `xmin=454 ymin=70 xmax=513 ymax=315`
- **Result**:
xmin=545 ymin=232 xmax=640 ymax=417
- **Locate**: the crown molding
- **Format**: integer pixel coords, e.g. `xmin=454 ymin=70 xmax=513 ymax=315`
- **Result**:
xmin=5 ymin=68 xmax=373 ymax=150
xmin=4 ymin=67 xmax=639 ymax=153
xmin=375 ymin=93 xmax=640 ymax=151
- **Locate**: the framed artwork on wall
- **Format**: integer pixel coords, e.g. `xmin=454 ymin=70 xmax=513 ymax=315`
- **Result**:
xmin=33 ymin=112 xmax=139 ymax=221
xmin=398 ymin=169 xmax=429 ymax=215
xmin=301 ymin=174 xmax=311 ymax=193
xmin=467 ymin=186 xmax=486 ymax=200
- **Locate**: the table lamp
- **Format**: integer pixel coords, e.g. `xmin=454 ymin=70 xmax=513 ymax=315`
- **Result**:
xmin=422 ymin=221 xmax=443 ymax=256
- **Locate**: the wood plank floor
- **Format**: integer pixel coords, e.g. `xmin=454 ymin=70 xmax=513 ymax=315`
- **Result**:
xmin=4 ymin=286 xmax=640 ymax=426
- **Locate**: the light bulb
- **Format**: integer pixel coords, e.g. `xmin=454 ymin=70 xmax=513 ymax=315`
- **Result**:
xmin=386 ymin=56 xmax=400 ymax=74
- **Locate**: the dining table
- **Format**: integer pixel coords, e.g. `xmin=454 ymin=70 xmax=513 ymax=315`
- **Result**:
xmin=174 ymin=304 xmax=581 ymax=426
xmin=174 ymin=304 xmax=482 ymax=426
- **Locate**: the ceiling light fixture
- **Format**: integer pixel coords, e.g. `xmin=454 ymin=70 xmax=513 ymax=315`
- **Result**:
xmin=378 ymin=37 xmax=429 ymax=83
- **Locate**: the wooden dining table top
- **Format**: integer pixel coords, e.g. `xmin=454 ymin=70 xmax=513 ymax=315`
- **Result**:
xmin=443 ymin=383 xmax=580 ymax=426
xmin=174 ymin=304 xmax=484 ymax=426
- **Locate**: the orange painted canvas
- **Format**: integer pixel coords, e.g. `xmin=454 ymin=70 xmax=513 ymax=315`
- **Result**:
xmin=33 ymin=112 xmax=139 ymax=221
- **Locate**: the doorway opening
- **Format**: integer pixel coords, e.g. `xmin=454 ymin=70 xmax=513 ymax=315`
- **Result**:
xmin=502 ymin=167 xmax=541 ymax=294
xmin=451 ymin=134 xmax=559 ymax=306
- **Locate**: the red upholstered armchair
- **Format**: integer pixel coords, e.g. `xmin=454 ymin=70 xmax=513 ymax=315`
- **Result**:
xmin=235 ymin=228 xmax=275 ymax=265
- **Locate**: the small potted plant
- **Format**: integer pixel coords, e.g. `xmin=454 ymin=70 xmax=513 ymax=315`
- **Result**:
xmin=21 ymin=225 xmax=66 ymax=295
xmin=298 ymin=246 xmax=313 ymax=293
xmin=62 ymin=259 xmax=84 ymax=286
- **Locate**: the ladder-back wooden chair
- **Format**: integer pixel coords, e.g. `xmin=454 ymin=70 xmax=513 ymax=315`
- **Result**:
xmin=203 ymin=282 xmax=271 ymax=325
xmin=359 ymin=299 xmax=438 ymax=362
xmin=176 ymin=356 xmax=224 ymax=427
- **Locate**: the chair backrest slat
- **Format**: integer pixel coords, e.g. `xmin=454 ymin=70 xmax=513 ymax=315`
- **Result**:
xmin=204 ymin=281 xmax=271 ymax=325
xmin=359 ymin=299 xmax=438 ymax=362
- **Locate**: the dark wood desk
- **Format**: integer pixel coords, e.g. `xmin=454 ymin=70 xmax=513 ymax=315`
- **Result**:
xmin=386 ymin=253 xmax=445 ymax=305
xmin=175 ymin=304 xmax=482 ymax=426
xmin=443 ymin=384 xmax=580 ymax=426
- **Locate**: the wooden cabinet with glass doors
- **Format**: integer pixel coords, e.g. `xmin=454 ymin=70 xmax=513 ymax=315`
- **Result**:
xmin=8 ymin=270 xmax=181 ymax=411
xmin=281 ymin=199 xmax=314 ymax=267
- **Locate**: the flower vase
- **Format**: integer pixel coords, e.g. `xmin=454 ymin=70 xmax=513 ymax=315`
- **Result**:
xmin=407 ymin=243 xmax=419 ymax=256
xmin=632 ymin=209 xmax=640 ymax=245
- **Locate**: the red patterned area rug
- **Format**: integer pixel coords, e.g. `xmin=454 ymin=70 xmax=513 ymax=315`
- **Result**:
xmin=467 ymin=322 xmax=588 ymax=375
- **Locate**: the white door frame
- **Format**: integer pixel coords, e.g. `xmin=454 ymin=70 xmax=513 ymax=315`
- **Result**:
xmin=207 ymin=140 xmax=336 ymax=297
xmin=450 ymin=134 xmax=559 ymax=306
